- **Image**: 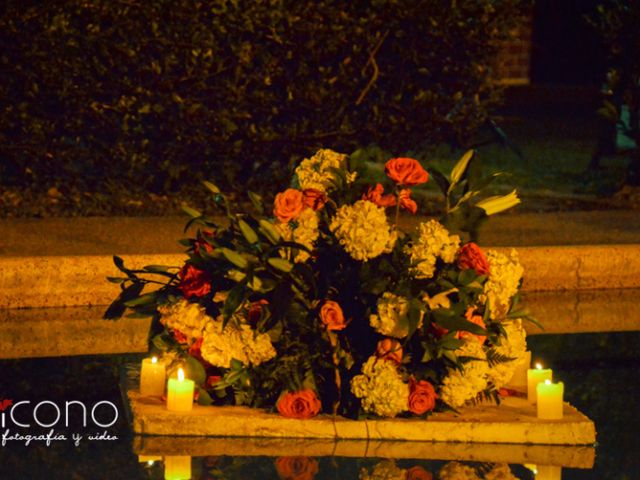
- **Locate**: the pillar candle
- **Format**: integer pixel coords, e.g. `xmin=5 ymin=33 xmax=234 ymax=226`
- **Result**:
xmin=536 ymin=464 xmax=562 ymax=480
xmin=537 ymin=379 xmax=564 ymax=419
xmin=164 ymin=455 xmax=192 ymax=480
xmin=527 ymin=363 xmax=552 ymax=403
xmin=507 ymin=350 xmax=531 ymax=391
xmin=167 ymin=368 xmax=195 ymax=412
xmin=140 ymin=356 xmax=166 ymax=396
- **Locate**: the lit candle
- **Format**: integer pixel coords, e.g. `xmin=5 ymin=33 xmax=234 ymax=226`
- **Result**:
xmin=138 ymin=455 xmax=162 ymax=464
xmin=167 ymin=368 xmax=195 ymax=412
xmin=164 ymin=455 xmax=192 ymax=480
xmin=527 ymin=362 xmax=552 ymax=403
xmin=507 ymin=350 xmax=531 ymax=391
xmin=536 ymin=464 xmax=562 ymax=480
xmin=537 ymin=379 xmax=564 ymax=419
xmin=140 ymin=356 xmax=166 ymax=396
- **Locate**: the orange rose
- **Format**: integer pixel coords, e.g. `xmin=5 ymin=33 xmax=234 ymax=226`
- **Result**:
xmin=385 ymin=157 xmax=429 ymax=186
xmin=320 ymin=300 xmax=346 ymax=331
xmin=274 ymin=188 xmax=304 ymax=223
xmin=398 ymin=189 xmax=418 ymax=214
xmin=302 ymin=189 xmax=328 ymax=211
xmin=376 ymin=338 xmax=403 ymax=363
xmin=406 ymin=466 xmax=433 ymax=480
xmin=408 ymin=378 xmax=437 ymax=415
xmin=456 ymin=307 xmax=486 ymax=344
xmin=457 ymin=242 xmax=490 ymax=276
xmin=362 ymin=183 xmax=397 ymax=207
xmin=275 ymin=456 xmax=319 ymax=480
xmin=277 ymin=390 xmax=322 ymax=419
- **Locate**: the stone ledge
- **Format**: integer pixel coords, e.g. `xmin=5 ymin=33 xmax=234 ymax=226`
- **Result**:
xmin=132 ymin=436 xmax=595 ymax=468
xmin=127 ymin=390 xmax=596 ymax=446
xmin=1 ymin=245 xmax=639 ymax=309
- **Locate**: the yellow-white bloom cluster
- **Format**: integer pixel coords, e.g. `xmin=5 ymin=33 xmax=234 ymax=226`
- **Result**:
xmin=481 ymin=249 xmax=524 ymax=319
xmin=487 ymin=319 xmax=528 ymax=389
xmin=351 ymin=356 xmax=409 ymax=418
xmin=294 ymin=148 xmax=356 ymax=193
xmin=484 ymin=464 xmax=518 ymax=480
xmin=406 ymin=219 xmax=460 ymax=278
xmin=200 ymin=317 xmax=276 ymax=368
xmin=439 ymin=340 xmax=489 ymax=408
xmin=330 ymin=200 xmax=397 ymax=261
xmin=369 ymin=292 xmax=412 ymax=338
xmin=276 ymin=208 xmax=319 ymax=263
xmin=359 ymin=460 xmax=407 ymax=480
xmin=438 ymin=461 xmax=482 ymax=480
xmin=158 ymin=299 xmax=210 ymax=340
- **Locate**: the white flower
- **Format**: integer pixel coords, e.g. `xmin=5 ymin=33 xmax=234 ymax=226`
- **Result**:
xmin=276 ymin=208 xmax=319 ymax=263
xmin=406 ymin=219 xmax=460 ymax=279
xmin=369 ymin=292 xmax=417 ymax=338
xmin=359 ymin=460 xmax=407 ymax=480
xmin=158 ymin=299 xmax=211 ymax=340
xmin=481 ymin=249 xmax=524 ymax=320
xmin=438 ymin=461 xmax=481 ymax=480
xmin=439 ymin=340 xmax=489 ymax=408
xmin=351 ymin=356 xmax=409 ymax=418
xmin=200 ymin=317 xmax=276 ymax=368
xmin=330 ymin=200 xmax=396 ymax=262
xmin=294 ymin=148 xmax=355 ymax=193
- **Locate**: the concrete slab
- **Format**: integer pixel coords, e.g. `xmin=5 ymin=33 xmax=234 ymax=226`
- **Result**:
xmin=126 ymin=389 xmax=596 ymax=445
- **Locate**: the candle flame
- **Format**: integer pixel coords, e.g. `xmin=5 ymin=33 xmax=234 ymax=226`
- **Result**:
xmin=151 ymin=356 xmax=158 ymax=364
xmin=535 ymin=363 xmax=543 ymax=370
xmin=147 ymin=460 xmax=154 ymax=466
xmin=178 ymin=367 xmax=185 ymax=381
xmin=545 ymin=379 xmax=552 ymax=385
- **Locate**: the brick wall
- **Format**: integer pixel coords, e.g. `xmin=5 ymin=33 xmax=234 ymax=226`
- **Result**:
xmin=496 ymin=12 xmax=533 ymax=85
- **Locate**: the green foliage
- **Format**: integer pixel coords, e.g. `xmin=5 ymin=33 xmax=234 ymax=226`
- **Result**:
xmin=0 ymin=0 xmax=529 ymax=192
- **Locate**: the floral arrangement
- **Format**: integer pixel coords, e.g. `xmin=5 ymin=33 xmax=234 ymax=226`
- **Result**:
xmin=106 ymin=148 xmax=535 ymax=419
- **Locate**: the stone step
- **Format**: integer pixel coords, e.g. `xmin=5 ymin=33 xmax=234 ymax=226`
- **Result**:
xmin=133 ymin=435 xmax=595 ymax=468
xmin=1 ymin=289 xmax=638 ymax=359
xmin=126 ymin=389 xmax=596 ymax=445
xmin=1 ymin=245 xmax=639 ymax=309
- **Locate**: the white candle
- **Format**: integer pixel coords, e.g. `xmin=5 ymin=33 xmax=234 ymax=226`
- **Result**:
xmin=507 ymin=350 xmax=531 ymax=391
xmin=536 ymin=464 xmax=562 ymax=480
xmin=140 ymin=356 xmax=166 ymax=397
xmin=167 ymin=368 xmax=195 ymax=412
xmin=164 ymin=455 xmax=192 ymax=480
xmin=537 ymin=379 xmax=564 ymax=419
xmin=527 ymin=362 xmax=552 ymax=403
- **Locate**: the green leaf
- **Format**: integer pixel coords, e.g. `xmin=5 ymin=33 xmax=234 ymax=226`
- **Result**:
xmin=123 ymin=291 xmax=158 ymax=307
xmin=238 ymin=219 xmax=258 ymax=244
xmin=202 ymin=180 xmax=221 ymax=195
xmin=143 ymin=265 xmax=173 ymax=273
xmin=103 ymin=282 xmax=144 ymax=320
xmin=220 ymin=247 xmax=249 ymax=269
xmin=407 ymin=299 xmax=424 ymax=338
xmin=184 ymin=356 xmax=206 ymax=385
xmin=182 ymin=205 xmax=202 ymax=218
xmin=197 ymin=388 xmax=214 ymax=406
xmin=428 ymin=168 xmax=450 ymax=196
xmin=259 ymin=219 xmax=282 ymax=244
xmin=449 ymin=149 xmax=474 ymax=188
xmin=106 ymin=276 xmax=127 ymax=284
xmin=268 ymin=257 xmax=293 ymax=273
xmin=476 ymin=190 xmax=520 ymax=215
xmin=432 ymin=309 xmax=487 ymax=336
xmin=223 ymin=284 xmax=247 ymax=320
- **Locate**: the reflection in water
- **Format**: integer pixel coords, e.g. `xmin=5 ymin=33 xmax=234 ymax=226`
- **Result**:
xmin=134 ymin=438 xmax=594 ymax=480
xmin=136 ymin=455 xmax=555 ymax=479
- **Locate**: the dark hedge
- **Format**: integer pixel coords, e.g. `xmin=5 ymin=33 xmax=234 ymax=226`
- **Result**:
xmin=0 ymin=0 xmax=528 ymax=193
